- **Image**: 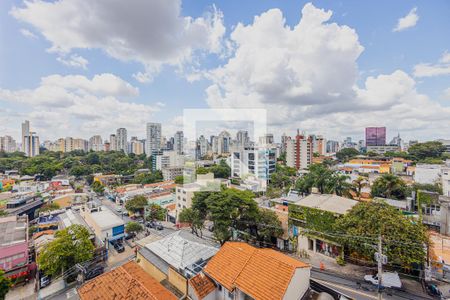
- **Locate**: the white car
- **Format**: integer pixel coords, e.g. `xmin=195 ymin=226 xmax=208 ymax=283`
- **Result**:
xmin=364 ymin=272 xmax=402 ymax=289
xmin=115 ymin=206 xmax=122 ymax=212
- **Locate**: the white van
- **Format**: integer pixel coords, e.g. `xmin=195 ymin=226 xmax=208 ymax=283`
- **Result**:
xmin=364 ymin=272 xmax=402 ymax=289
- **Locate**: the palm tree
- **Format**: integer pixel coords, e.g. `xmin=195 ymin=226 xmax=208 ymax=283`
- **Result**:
xmin=372 ymin=174 xmax=406 ymax=199
xmin=352 ymin=176 xmax=369 ymax=200
xmin=327 ymin=174 xmax=352 ymax=198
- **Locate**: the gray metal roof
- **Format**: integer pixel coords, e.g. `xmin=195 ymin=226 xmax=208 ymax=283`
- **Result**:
xmin=296 ymin=194 xmax=358 ymax=215
xmin=0 ymin=215 xmax=27 ymax=246
xmin=145 ymin=231 xmax=218 ymax=272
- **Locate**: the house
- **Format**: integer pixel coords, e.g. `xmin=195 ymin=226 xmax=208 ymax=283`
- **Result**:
xmin=195 ymin=242 xmax=311 ymax=300
xmin=80 ymin=202 xmax=125 ymax=245
xmin=289 ymin=194 xmax=358 ymax=258
xmin=414 ymin=164 xmax=442 ymax=184
xmin=78 ymin=261 xmax=177 ymax=300
xmin=0 ymin=215 xmax=31 ymax=280
xmin=137 ymin=230 xmax=218 ymax=296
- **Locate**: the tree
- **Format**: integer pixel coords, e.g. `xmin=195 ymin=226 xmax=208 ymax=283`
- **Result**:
xmin=125 ymin=195 xmax=148 ymax=215
xmin=336 ymin=148 xmax=360 ymax=161
xmin=91 ymin=181 xmax=105 ymax=195
xmin=326 ymin=174 xmax=352 ymax=197
xmin=352 ymin=176 xmax=369 ymax=200
xmin=146 ymin=203 xmax=166 ymax=221
xmin=408 ymin=141 xmax=446 ymax=160
xmin=38 ymin=225 xmax=94 ymax=276
xmin=255 ymin=209 xmax=283 ymax=242
xmin=336 ymin=201 xmax=428 ymax=266
xmin=295 ymin=163 xmax=333 ymax=194
xmin=371 ymin=174 xmax=407 ymax=199
xmin=179 ymin=208 xmax=204 ymax=237
xmin=133 ymin=172 xmax=163 ymax=184
xmin=125 ymin=222 xmax=143 ymax=236
xmin=0 ymin=270 xmax=11 ymax=300
xmin=174 ymin=176 xmax=184 ymax=184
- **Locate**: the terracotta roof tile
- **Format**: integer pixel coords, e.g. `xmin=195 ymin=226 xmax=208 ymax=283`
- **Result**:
xmin=204 ymin=242 xmax=309 ymax=300
xmin=189 ymin=273 xmax=216 ymax=299
xmin=78 ymin=261 xmax=177 ymax=300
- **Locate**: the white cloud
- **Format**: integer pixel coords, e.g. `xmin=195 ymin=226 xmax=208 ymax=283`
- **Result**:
xmin=205 ymin=3 xmax=450 ymax=140
xmin=0 ymin=74 xmax=159 ymax=140
xmin=56 ymin=54 xmax=88 ymax=69
xmin=20 ymin=28 xmax=38 ymax=39
xmin=414 ymin=51 xmax=450 ymax=77
xmin=10 ymin=0 xmax=225 ymax=81
xmin=393 ymin=7 xmax=419 ymax=32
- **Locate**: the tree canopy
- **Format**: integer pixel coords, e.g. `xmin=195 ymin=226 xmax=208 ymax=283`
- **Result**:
xmin=371 ymin=174 xmax=407 ymax=200
xmin=336 ymin=201 xmax=428 ymax=266
xmin=408 ymin=141 xmax=446 ymax=160
xmin=146 ymin=203 xmax=166 ymax=221
xmin=125 ymin=222 xmax=143 ymax=235
xmin=0 ymin=270 xmax=11 ymax=300
xmin=125 ymin=195 xmax=148 ymax=214
xmin=196 ymin=160 xmax=231 ymax=178
xmin=336 ymin=148 xmax=360 ymax=162
xmin=37 ymin=224 xmax=94 ymax=276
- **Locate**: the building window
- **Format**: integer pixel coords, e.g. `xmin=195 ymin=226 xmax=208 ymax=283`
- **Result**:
xmin=218 ymin=285 xmax=222 ymax=291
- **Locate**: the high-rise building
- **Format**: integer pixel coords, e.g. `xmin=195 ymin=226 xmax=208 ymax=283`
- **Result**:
xmin=116 ymin=128 xmax=128 ymax=153
xmin=109 ymin=134 xmax=117 ymax=151
xmin=286 ymin=130 xmax=313 ymax=170
xmin=311 ymin=135 xmax=326 ymax=156
xmin=258 ymin=134 xmax=274 ymax=145
xmin=73 ymin=138 xmax=88 ymax=152
xmin=146 ymin=123 xmax=161 ymax=156
xmin=174 ymin=131 xmax=184 ymax=155
xmin=89 ymin=135 xmax=103 ymax=151
xmin=218 ymin=131 xmax=231 ymax=154
xmin=365 ymin=127 xmax=386 ymax=146
xmin=21 ymin=120 xmax=39 ymax=157
xmin=130 ymin=137 xmax=145 ymax=155
xmin=326 ymin=140 xmax=339 ymax=153
xmin=0 ymin=136 xmax=16 ymax=153
xmin=231 ymin=146 xmax=276 ymax=181
xmin=197 ymin=135 xmax=208 ymax=158
xmin=281 ymin=133 xmax=289 ymax=154
xmin=236 ymin=130 xmax=249 ymax=147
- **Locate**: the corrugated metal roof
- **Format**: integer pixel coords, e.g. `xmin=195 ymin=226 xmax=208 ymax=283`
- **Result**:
xmin=296 ymin=194 xmax=358 ymax=215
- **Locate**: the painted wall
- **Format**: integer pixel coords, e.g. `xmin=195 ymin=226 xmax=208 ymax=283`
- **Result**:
xmin=283 ymin=267 xmax=310 ymax=300
xmin=168 ymin=267 xmax=187 ymax=295
xmin=0 ymin=242 xmax=28 ymax=271
xmin=136 ymin=252 xmax=167 ymax=282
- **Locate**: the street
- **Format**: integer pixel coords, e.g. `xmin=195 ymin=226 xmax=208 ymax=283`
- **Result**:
xmin=311 ymin=269 xmax=432 ymax=300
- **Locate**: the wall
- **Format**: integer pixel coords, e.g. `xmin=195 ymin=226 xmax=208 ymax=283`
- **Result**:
xmin=168 ymin=267 xmax=187 ymax=295
xmin=414 ymin=165 xmax=441 ymax=184
xmin=0 ymin=242 xmax=28 ymax=271
xmin=283 ymin=267 xmax=310 ymax=300
xmin=136 ymin=252 xmax=167 ymax=282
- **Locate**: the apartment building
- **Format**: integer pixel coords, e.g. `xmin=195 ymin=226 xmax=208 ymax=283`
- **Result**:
xmin=286 ymin=130 xmax=313 ymax=170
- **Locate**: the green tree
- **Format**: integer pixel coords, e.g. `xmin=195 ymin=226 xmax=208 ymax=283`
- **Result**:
xmin=295 ymin=163 xmax=333 ymax=194
xmin=146 ymin=203 xmax=166 ymax=221
xmin=408 ymin=141 xmax=446 ymax=160
xmin=37 ymin=202 xmax=60 ymax=214
xmin=336 ymin=148 xmax=360 ymax=162
xmin=179 ymin=208 xmax=204 ymax=237
xmin=352 ymin=176 xmax=369 ymax=200
xmin=0 ymin=270 xmax=11 ymax=300
xmin=37 ymin=225 xmax=94 ymax=276
xmin=371 ymin=174 xmax=407 ymax=199
xmin=174 ymin=176 xmax=184 ymax=184
xmin=326 ymin=174 xmax=352 ymax=197
xmin=125 ymin=195 xmax=148 ymax=215
xmin=255 ymin=209 xmax=283 ymax=242
xmin=336 ymin=201 xmax=428 ymax=266
xmin=133 ymin=172 xmax=163 ymax=184
xmin=125 ymin=222 xmax=143 ymax=236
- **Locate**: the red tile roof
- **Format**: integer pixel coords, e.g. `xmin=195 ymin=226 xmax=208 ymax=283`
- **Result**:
xmin=189 ymin=273 xmax=216 ymax=299
xmin=78 ymin=261 xmax=177 ymax=300
xmin=203 ymin=242 xmax=309 ymax=300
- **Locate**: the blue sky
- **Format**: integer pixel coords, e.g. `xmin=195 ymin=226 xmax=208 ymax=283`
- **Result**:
xmin=0 ymin=0 xmax=449 ymax=142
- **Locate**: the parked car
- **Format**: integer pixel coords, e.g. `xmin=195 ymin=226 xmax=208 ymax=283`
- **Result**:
xmin=364 ymin=272 xmax=402 ymax=289
xmin=155 ymin=222 xmax=163 ymax=230
xmin=116 ymin=206 xmax=122 ymax=213
xmin=85 ymin=265 xmax=104 ymax=280
xmin=111 ymin=240 xmax=125 ymax=253
xmin=125 ymin=232 xmax=136 ymax=240
xmin=40 ymin=275 xmax=51 ymax=289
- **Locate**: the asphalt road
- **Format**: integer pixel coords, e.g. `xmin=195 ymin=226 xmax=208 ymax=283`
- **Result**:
xmin=311 ymin=269 xmax=432 ymax=300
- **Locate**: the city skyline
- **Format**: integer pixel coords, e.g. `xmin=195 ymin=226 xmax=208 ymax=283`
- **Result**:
xmin=0 ymin=1 xmax=449 ymax=141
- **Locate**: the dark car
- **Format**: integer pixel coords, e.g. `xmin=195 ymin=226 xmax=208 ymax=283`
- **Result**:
xmin=155 ymin=222 xmax=163 ymax=230
xmin=125 ymin=232 xmax=136 ymax=240
xmin=111 ymin=240 xmax=125 ymax=253
xmin=85 ymin=265 xmax=104 ymax=280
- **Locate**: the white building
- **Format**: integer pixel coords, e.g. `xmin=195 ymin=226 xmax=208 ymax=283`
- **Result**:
xmin=21 ymin=120 xmax=39 ymax=157
xmin=0 ymin=136 xmax=16 ymax=153
xmin=230 ymin=146 xmax=276 ymax=181
xmin=217 ymin=131 xmax=231 ymax=155
xmin=109 ymin=134 xmax=117 ymax=151
xmin=414 ymin=164 xmax=442 ymax=185
xmin=80 ymin=203 xmax=125 ymax=243
xmin=155 ymin=150 xmax=184 ymax=171
xmin=116 ymin=128 xmax=128 ymax=153
xmin=89 ymin=135 xmax=103 ymax=152
xmin=366 ymin=145 xmax=400 ymax=154
xmin=174 ymin=131 xmax=184 ymax=155
xmin=197 ymin=135 xmax=208 ymax=158
xmin=130 ymin=137 xmax=145 ymax=155
xmin=146 ymin=123 xmax=161 ymax=156
xmin=442 ymin=160 xmax=450 ymax=197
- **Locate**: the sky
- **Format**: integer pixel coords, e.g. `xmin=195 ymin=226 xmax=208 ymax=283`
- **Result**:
xmin=0 ymin=0 xmax=449 ymax=143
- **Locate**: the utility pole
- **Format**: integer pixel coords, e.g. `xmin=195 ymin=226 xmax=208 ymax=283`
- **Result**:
xmin=377 ymin=235 xmax=383 ymax=300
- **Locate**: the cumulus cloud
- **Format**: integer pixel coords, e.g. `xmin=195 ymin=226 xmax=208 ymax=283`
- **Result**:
xmin=56 ymin=54 xmax=88 ymax=69
xmin=413 ymin=51 xmax=450 ymax=77
xmin=393 ymin=7 xmax=419 ymax=32
xmin=0 ymin=74 xmax=160 ymax=139
xmin=205 ymin=3 xmax=450 ymax=140
xmin=10 ymin=0 xmax=225 ymax=81
xmin=20 ymin=28 xmax=38 ymax=39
